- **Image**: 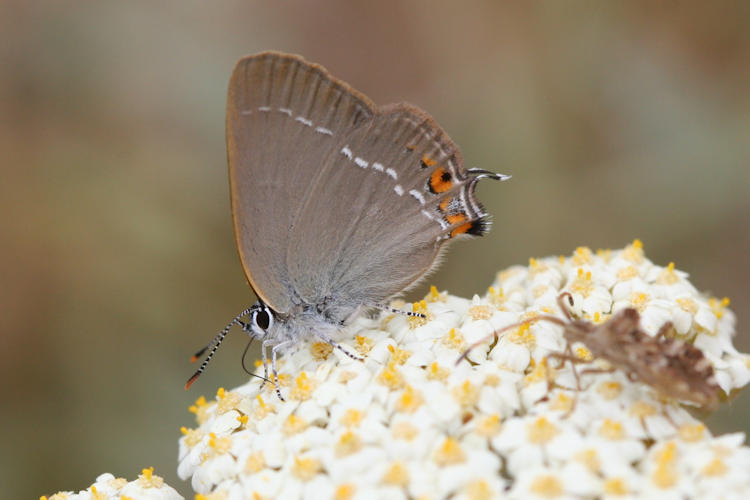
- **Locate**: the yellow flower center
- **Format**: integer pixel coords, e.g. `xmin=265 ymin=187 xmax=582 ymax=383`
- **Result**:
xmin=335 ymin=431 xmax=363 ymax=457
xmin=282 ymin=414 xmax=308 ymax=435
xmin=395 ymin=385 xmax=424 ymax=413
xmin=310 ymin=342 xmax=333 ymax=360
xmin=599 ymin=419 xmax=625 ymax=440
xmin=382 ymin=461 xmax=409 ymax=486
xmin=292 ymin=456 xmax=322 ymax=481
xmin=339 ymin=408 xmax=364 ymax=427
xmin=289 ymin=371 xmax=316 ymax=401
xmin=527 ymin=417 xmax=559 ymax=444
xmin=433 ymin=438 xmax=466 ymax=465
xmin=572 ymin=246 xmax=593 ymax=265
xmin=530 ymin=474 xmax=563 ymax=497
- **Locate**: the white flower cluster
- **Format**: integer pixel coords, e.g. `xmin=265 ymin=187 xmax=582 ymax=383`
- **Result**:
xmin=41 ymin=468 xmax=183 ymax=500
xmin=178 ymin=241 xmax=750 ymax=500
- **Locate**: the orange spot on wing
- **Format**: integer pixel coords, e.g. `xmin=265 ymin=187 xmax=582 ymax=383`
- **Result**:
xmin=446 ymin=213 xmax=467 ymax=225
xmin=439 ymin=198 xmax=452 ymax=212
xmin=429 ymin=167 xmax=453 ymax=193
xmin=422 ymin=155 xmax=436 ymax=167
xmin=450 ymin=222 xmax=474 ymax=238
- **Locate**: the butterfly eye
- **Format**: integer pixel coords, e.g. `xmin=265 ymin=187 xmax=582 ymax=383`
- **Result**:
xmin=253 ymin=306 xmax=273 ymax=331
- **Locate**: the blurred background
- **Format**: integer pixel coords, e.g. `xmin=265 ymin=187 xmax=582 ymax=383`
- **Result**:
xmin=2 ymin=1 xmax=748 ymax=498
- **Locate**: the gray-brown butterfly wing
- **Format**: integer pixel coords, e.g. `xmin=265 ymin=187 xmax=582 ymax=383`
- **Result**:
xmin=286 ymin=103 xmax=496 ymax=321
xmin=227 ymin=52 xmax=375 ymax=313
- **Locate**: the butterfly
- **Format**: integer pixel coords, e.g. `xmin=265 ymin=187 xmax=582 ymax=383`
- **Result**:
xmin=187 ymin=52 xmax=509 ymax=399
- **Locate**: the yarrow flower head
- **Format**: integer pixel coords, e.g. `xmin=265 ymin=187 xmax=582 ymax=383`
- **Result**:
xmin=41 ymin=468 xmax=182 ymax=500
xmin=178 ymin=241 xmax=750 ymax=499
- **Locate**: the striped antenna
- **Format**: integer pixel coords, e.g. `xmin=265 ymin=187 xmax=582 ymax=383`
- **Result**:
xmin=185 ymin=308 xmax=253 ymax=389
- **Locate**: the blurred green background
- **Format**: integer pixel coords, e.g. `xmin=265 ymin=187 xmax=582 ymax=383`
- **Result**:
xmin=2 ymin=2 xmax=748 ymax=498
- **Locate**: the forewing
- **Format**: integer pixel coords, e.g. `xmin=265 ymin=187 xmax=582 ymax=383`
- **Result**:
xmin=227 ymin=52 xmax=375 ymax=312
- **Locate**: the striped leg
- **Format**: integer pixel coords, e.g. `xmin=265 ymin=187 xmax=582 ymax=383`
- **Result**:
xmin=259 ymin=338 xmax=274 ymax=392
xmin=370 ymin=303 xmax=426 ymax=319
xmin=271 ymin=340 xmax=293 ymax=401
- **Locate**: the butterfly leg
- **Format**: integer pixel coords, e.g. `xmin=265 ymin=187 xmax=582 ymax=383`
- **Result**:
xmin=313 ymin=331 xmax=364 ymax=362
xmin=259 ymin=338 xmax=274 ymax=391
xmin=369 ymin=303 xmax=426 ymax=319
xmin=271 ymin=340 xmax=293 ymax=401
